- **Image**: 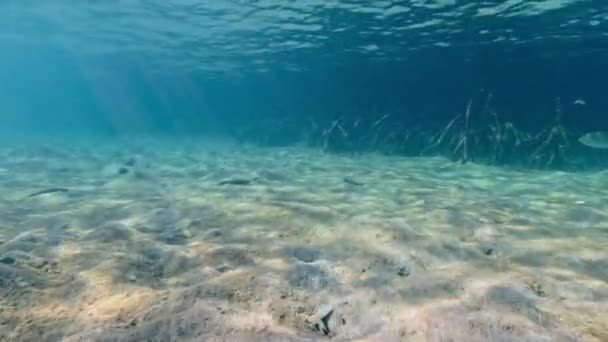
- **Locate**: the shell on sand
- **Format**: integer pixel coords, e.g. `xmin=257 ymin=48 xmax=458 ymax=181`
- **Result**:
xmin=578 ymin=131 xmax=608 ymax=149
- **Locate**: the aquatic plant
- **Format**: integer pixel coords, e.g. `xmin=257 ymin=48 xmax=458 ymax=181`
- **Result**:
xmin=291 ymin=94 xmax=606 ymax=171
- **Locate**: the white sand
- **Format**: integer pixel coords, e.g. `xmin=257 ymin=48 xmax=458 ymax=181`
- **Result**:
xmin=0 ymin=136 xmax=606 ymax=341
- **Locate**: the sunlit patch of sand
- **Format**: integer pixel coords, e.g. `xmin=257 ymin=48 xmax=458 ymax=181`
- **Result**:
xmin=75 ymin=270 xmax=161 ymax=315
xmin=0 ymin=138 xmax=606 ymax=341
xmin=77 ymin=288 xmax=160 ymax=325
xmin=53 ymin=241 xmax=83 ymax=260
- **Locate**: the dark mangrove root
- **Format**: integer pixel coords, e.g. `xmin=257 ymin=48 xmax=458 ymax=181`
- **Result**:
xmin=321 ymin=118 xmax=349 ymax=151
xmin=462 ymin=99 xmax=473 ymax=163
xmin=451 ymin=99 xmax=473 ymax=163
xmin=307 ymin=94 xmax=590 ymax=170
xmin=529 ymin=97 xmax=571 ymax=168
xmin=422 ymin=113 xmax=462 ymax=155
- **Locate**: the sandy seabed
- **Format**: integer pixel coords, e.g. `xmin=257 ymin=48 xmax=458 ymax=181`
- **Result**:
xmin=0 ymin=136 xmax=606 ymax=342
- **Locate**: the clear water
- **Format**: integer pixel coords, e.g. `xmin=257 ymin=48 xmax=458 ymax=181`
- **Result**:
xmin=1 ymin=1 xmax=607 ymax=341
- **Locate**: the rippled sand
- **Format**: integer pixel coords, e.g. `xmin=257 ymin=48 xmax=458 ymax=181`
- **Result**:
xmin=0 ymin=136 xmax=606 ymax=341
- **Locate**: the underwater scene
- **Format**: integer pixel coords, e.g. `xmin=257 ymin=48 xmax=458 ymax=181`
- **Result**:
xmin=1 ymin=1 xmax=608 ymax=341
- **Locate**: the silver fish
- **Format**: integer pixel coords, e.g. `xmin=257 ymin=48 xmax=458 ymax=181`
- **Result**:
xmin=579 ymin=131 xmax=608 ymax=149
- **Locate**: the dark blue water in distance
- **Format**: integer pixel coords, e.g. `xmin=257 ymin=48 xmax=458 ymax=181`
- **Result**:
xmin=3 ymin=2 xmax=608 ymax=341
xmin=2 ymin=1 xmax=608 ymax=160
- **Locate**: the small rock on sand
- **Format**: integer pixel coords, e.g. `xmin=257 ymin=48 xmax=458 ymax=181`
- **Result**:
xmin=286 ymin=246 xmax=321 ymax=263
xmin=204 ymin=228 xmax=223 ymax=240
xmin=288 ymin=264 xmax=337 ymax=289
xmin=124 ymin=157 xmax=137 ymax=167
xmin=85 ymin=222 xmax=133 ymax=243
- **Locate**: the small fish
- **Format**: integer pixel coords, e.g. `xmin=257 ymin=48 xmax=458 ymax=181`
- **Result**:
xmin=579 ymin=131 xmax=608 ymax=149
xmin=573 ymin=98 xmax=586 ymax=106
xmin=344 ymin=177 xmax=364 ymax=186
xmin=25 ymin=187 xmax=69 ymax=198
xmin=218 ymin=178 xmax=255 ymax=186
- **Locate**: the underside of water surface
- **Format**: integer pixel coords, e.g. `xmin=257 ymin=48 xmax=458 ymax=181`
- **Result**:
xmin=1 ymin=1 xmax=607 ymax=341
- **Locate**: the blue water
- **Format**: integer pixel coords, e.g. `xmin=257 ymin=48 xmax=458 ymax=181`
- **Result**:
xmin=1 ymin=2 xmax=608 ymax=341
xmin=2 ymin=1 xmax=608 ymax=143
